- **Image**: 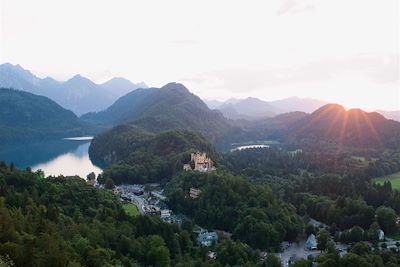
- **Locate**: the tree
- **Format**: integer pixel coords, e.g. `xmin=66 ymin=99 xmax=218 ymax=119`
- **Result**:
xmin=146 ymin=235 xmax=171 ymax=267
xmin=369 ymin=222 xmax=381 ymax=244
xmin=349 ymin=226 xmax=364 ymax=243
xmin=265 ymin=254 xmax=281 ymax=267
xmin=376 ymin=206 xmax=397 ymax=234
xmin=317 ymin=230 xmax=330 ymax=252
xmin=291 ymin=259 xmax=312 ymax=267
xmin=105 ymin=178 xmax=115 ymax=190
xmin=97 ymin=173 xmax=105 ymax=184
xmin=350 ymin=242 xmax=371 ymax=256
xmin=305 ymin=224 xmax=316 ymax=236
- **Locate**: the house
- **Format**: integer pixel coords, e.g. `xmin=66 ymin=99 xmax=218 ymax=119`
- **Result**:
xmin=197 ymin=231 xmax=218 ymax=246
xmin=132 ymin=187 xmax=144 ymax=196
xmin=189 ymin=188 xmax=201 ymax=199
xmin=259 ymin=251 xmax=268 ymax=261
xmin=378 ymin=229 xmax=385 ymax=241
xmin=305 ymin=234 xmax=317 ymax=250
xmin=183 ymin=152 xmax=215 ymax=172
xmin=160 ymin=209 xmax=172 ymax=219
xmin=183 ymin=164 xmax=192 ymax=171
xmin=207 ymin=251 xmax=217 ymax=260
xmin=143 ymin=205 xmax=161 ymax=216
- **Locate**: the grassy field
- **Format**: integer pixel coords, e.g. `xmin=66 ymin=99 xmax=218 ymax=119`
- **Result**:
xmin=122 ymin=203 xmax=140 ymax=217
xmin=373 ymin=172 xmax=400 ymax=190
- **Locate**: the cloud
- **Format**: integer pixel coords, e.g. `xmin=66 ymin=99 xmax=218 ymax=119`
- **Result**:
xmin=277 ymin=0 xmax=316 ymax=15
xmin=185 ymin=54 xmax=399 ymax=93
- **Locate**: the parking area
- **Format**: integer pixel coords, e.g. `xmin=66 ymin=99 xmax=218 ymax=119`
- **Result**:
xmin=276 ymin=240 xmax=322 ymax=267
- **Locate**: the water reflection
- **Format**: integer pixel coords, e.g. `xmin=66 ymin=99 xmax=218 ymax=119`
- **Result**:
xmin=0 ymin=140 xmax=102 ymax=178
xmin=32 ymin=142 xmax=102 ymax=177
xmin=231 ymin=144 xmax=270 ymax=152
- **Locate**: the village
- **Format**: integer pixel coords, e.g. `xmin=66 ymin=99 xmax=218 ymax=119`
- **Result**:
xmin=113 ymin=152 xmax=220 ymax=257
xmin=93 ymin=152 xmax=398 ymax=266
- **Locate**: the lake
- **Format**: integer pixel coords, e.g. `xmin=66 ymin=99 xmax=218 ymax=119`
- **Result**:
xmin=230 ymin=144 xmax=270 ymax=152
xmin=0 ymin=138 xmax=102 ymax=178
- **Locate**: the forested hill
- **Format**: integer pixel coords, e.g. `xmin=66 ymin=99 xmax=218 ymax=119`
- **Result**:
xmin=81 ymin=82 xmax=232 ymax=141
xmin=0 ymin=88 xmax=95 ymax=143
xmin=285 ymin=104 xmax=400 ymax=152
xmin=0 ymin=163 xmax=267 ymax=266
xmin=90 ymin=126 xmax=218 ymax=184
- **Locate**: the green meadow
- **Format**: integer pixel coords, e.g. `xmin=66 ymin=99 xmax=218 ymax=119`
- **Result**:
xmin=122 ymin=203 xmax=140 ymax=217
xmin=373 ymin=172 xmax=400 ymax=190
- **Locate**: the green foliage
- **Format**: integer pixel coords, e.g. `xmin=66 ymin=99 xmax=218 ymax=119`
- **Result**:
xmin=317 ymin=229 xmax=330 ymax=252
xmin=376 ymin=206 xmax=398 ymax=235
xmin=92 ymin=128 xmax=218 ymax=184
xmin=1 ymin=163 xmax=256 ymax=266
xmin=81 ymin=83 xmax=231 ymax=142
xmin=165 ymin=171 xmax=303 ymax=250
xmin=0 ymin=88 xmax=96 ymax=143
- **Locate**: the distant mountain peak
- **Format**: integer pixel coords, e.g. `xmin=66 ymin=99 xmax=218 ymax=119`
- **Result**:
xmin=65 ymin=74 xmax=96 ymax=86
xmin=0 ymin=63 xmax=149 ymax=115
xmin=68 ymin=74 xmax=86 ymax=81
xmin=313 ymin=103 xmax=345 ymax=114
xmin=161 ymin=82 xmax=189 ymax=92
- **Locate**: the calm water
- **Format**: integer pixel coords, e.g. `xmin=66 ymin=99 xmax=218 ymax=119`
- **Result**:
xmin=0 ymin=139 xmax=102 ymax=178
xmin=231 ymin=144 xmax=270 ymax=152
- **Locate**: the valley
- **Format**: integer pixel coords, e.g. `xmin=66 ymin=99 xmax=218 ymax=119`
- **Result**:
xmin=1 ymin=80 xmax=400 ymax=267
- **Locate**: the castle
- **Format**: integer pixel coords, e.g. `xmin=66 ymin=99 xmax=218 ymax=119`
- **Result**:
xmin=183 ymin=151 xmax=214 ymax=172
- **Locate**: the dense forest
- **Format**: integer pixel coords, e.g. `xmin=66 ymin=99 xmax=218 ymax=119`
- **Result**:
xmin=3 ymin=137 xmax=400 ymax=266
xmin=90 ymin=128 xmax=219 ymax=185
xmin=0 ymin=162 xmax=271 ymax=266
xmin=81 ymin=83 xmax=231 ymax=142
xmin=165 ymin=171 xmax=304 ymax=250
xmin=0 ymin=88 xmax=99 ymax=143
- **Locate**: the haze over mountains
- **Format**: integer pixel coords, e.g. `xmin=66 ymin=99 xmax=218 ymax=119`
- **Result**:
xmin=0 ymin=63 xmax=147 ymax=115
xmin=0 ymin=88 xmax=94 ymax=143
xmin=206 ymin=97 xmax=328 ymax=120
xmin=285 ymin=104 xmax=400 ymax=152
xmin=2 ymin=63 xmax=398 ymax=122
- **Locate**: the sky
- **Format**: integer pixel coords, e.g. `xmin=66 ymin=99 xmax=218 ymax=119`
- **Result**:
xmin=0 ymin=0 xmax=399 ymax=110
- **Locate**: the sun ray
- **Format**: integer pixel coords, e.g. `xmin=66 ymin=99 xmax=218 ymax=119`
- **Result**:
xmin=360 ymin=111 xmax=384 ymax=149
xmin=337 ymin=111 xmax=349 ymax=155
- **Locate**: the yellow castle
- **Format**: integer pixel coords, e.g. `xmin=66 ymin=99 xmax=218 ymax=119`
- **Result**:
xmin=183 ymin=151 xmax=214 ymax=172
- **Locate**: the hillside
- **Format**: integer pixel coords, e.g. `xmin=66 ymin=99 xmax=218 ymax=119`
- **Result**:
xmin=90 ymin=126 xmax=218 ymax=184
xmin=0 ymin=88 xmax=94 ymax=142
xmin=0 ymin=63 xmax=145 ymax=115
xmin=286 ymin=104 xmax=400 ymax=152
xmin=82 ymin=82 xmax=232 ymax=141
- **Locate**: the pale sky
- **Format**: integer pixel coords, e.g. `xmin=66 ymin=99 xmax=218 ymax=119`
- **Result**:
xmin=0 ymin=0 xmax=399 ymax=110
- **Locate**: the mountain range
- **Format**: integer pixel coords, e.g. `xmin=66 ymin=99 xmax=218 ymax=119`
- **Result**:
xmin=206 ymin=96 xmax=328 ymax=120
xmin=278 ymin=104 xmax=400 ymax=152
xmin=0 ymin=63 xmax=147 ymax=115
xmin=1 ymin=63 xmax=399 ymax=154
xmin=375 ymin=110 xmax=400 ymax=122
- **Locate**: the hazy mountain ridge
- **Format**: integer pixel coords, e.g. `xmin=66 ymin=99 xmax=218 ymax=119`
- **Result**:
xmin=285 ymin=104 xmax=400 ymax=152
xmin=375 ymin=110 xmax=400 ymax=122
xmin=0 ymin=88 xmax=95 ymax=142
xmin=0 ymin=63 xmax=147 ymax=115
xmin=206 ymin=96 xmax=327 ymax=120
